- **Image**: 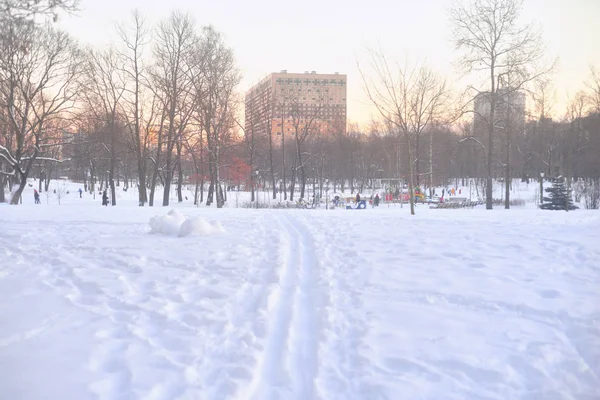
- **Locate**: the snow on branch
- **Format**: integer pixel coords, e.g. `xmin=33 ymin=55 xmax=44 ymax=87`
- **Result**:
xmin=458 ymin=136 xmax=486 ymax=151
xmin=0 ymin=145 xmax=19 ymax=166
xmin=21 ymin=156 xmax=72 ymax=163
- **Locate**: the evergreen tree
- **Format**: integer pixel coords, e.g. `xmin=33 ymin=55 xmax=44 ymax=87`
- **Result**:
xmin=540 ymin=176 xmax=578 ymax=211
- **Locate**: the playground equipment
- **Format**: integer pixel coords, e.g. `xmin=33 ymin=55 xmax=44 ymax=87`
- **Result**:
xmin=346 ymin=200 xmax=367 ymax=210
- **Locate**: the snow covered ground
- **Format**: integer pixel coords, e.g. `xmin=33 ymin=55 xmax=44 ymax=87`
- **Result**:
xmin=1 ymin=182 xmax=599 ymax=399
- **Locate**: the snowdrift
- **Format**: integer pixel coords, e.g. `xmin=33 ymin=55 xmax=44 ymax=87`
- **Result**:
xmin=149 ymin=209 xmax=225 ymax=237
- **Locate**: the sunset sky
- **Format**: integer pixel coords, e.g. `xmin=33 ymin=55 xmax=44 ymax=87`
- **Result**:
xmin=58 ymin=0 xmax=600 ymax=126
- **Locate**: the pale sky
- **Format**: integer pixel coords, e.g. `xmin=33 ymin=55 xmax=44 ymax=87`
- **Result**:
xmin=58 ymin=0 xmax=600 ymax=126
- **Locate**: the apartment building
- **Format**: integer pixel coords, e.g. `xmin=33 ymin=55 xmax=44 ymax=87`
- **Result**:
xmin=473 ymin=88 xmax=526 ymax=135
xmin=245 ymin=70 xmax=347 ymax=139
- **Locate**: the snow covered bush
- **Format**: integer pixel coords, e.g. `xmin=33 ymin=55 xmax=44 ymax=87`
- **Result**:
xmin=179 ymin=216 xmax=213 ymax=237
xmin=149 ymin=209 xmax=225 ymax=237
xmin=149 ymin=209 xmax=186 ymax=235
xmin=573 ymin=180 xmax=585 ymax=202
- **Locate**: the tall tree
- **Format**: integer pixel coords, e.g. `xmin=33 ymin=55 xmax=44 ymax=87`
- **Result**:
xmin=190 ymin=26 xmax=240 ymax=208
xmin=117 ymin=10 xmax=151 ymax=206
xmin=151 ymin=11 xmax=196 ymax=206
xmin=0 ymin=0 xmax=78 ymax=22
xmin=288 ymin=95 xmax=324 ymax=200
xmin=360 ymin=54 xmax=447 ymax=215
xmin=450 ymin=0 xmax=547 ymax=209
xmin=81 ymin=48 xmax=126 ymax=206
xmin=0 ymin=22 xmax=82 ymax=204
xmin=587 ymin=66 xmax=600 ymax=114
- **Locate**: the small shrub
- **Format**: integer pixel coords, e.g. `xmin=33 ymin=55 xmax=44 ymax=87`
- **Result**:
xmin=491 ymin=198 xmax=526 ymax=207
xmin=584 ymin=179 xmax=600 ymax=210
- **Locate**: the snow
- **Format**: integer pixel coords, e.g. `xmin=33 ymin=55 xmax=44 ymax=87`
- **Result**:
xmin=148 ymin=209 xmax=224 ymax=237
xmin=178 ymin=216 xmax=225 ymax=237
xmin=1 ymin=181 xmax=599 ymax=399
xmin=149 ymin=209 xmax=187 ymax=236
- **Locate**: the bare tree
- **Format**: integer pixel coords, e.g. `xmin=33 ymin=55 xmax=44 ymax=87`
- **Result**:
xmin=288 ymin=95 xmax=324 ymax=200
xmin=150 ymin=11 xmax=196 ymax=206
xmin=235 ymin=96 xmax=260 ymax=202
xmin=532 ymin=78 xmax=556 ymax=120
xmin=80 ymin=48 xmax=126 ymax=206
xmin=117 ymin=10 xmax=151 ymax=206
xmin=0 ymin=0 xmax=78 ymax=22
xmin=564 ymin=92 xmax=588 ymax=188
xmin=360 ymin=53 xmax=447 ymax=215
xmin=0 ymin=22 xmax=82 ymax=204
xmin=450 ymin=0 xmax=547 ymax=209
xmin=587 ymin=66 xmax=600 ymax=114
xmin=190 ymin=26 xmax=240 ymax=208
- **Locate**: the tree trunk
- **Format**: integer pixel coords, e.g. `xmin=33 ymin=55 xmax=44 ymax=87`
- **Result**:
xmin=505 ymin=127 xmax=511 ymax=209
xmin=298 ymin=140 xmax=306 ymax=199
xmin=415 ymin=134 xmax=421 ymax=186
xmin=10 ymin=174 xmax=27 ymax=205
xmin=268 ymin=123 xmax=276 ymax=200
xmin=290 ymin=155 xmax=297 ymax=201
xmin=0 ymin=174 xmax=5 ymax=203
xmin=162 ymin=116 xmax=176 ymax=207
xmin=406 ymin=134 xmax=415 ymax=215
xmin=138 ymin=163 xmax=147 ymax=206
xmin=215 ymin=140 xmax=224 ymax=208
xmin=249 ymin=126 xmax=255 ymax=202
xmin=281 ymin=118 xmax=287 ymax=201
xmin=162 ymin=144 xmax=173 ymax=207
xmin=109 ymin=121 xmax=117 ymax=206
xmin=176 ymin=140 xmax=183 ymax=203
xmin=429 ymin=128 xmax=434 ymax=197
xmin=38 ymin=167 xmax=43 ymax=193
xmin=149 ymin=120 xmax=163 ymax=207
xmin=206 ymin=147 xmax=214 ymax=206
xmin=486 ymin=67 xmax=496 ymax=210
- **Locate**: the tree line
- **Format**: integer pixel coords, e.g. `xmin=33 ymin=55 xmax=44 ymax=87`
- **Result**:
xmin=1 ymin=0 xmax=599 ymax=212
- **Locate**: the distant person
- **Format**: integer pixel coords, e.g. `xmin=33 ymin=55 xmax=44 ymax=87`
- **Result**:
xmin=355 ymin=193 xmax=361 ymax=203
xmin=374 ymin=193 xmax=380 ymax=207
xmin=102 ymin=190 xmax=109 ymax=206
xmin=78 ymin=188 xmax=83 ymax=198
xmin=34 ymin=189 xmax=40 ymax=204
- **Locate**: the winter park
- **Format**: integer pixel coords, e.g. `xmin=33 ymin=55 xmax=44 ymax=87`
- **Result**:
xmin=1 ymin=0 xmax=600 ymax=399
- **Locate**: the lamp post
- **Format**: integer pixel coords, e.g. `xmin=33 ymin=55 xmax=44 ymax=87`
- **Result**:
xmin=540 ymin=172 xmax=545 ymax=205
xmin=325 ymin=179 xmax=329 ymax=210
xmin=469 ymin=177 xmax=472 ymax=202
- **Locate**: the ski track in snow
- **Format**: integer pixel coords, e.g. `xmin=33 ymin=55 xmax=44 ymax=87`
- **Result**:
xmin=1 ymin=204 xmax=599 ymax=400
xmin=246 ymin=213 xmax=320 ymax=400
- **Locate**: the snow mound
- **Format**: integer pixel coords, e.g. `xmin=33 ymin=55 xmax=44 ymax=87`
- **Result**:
xmin=149 ymin=210 xmax=225 ymax=237
xmin=179 ymin=216 xmax=212 ymax=237
xmin=149 ymin=209 xmax=186 ymax=236
xmin=211 ymin=220 xmax=226 ymax=234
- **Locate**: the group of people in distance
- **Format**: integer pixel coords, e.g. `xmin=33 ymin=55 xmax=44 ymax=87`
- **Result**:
xmin=32 ymin=187 xmax=109 ymax=205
